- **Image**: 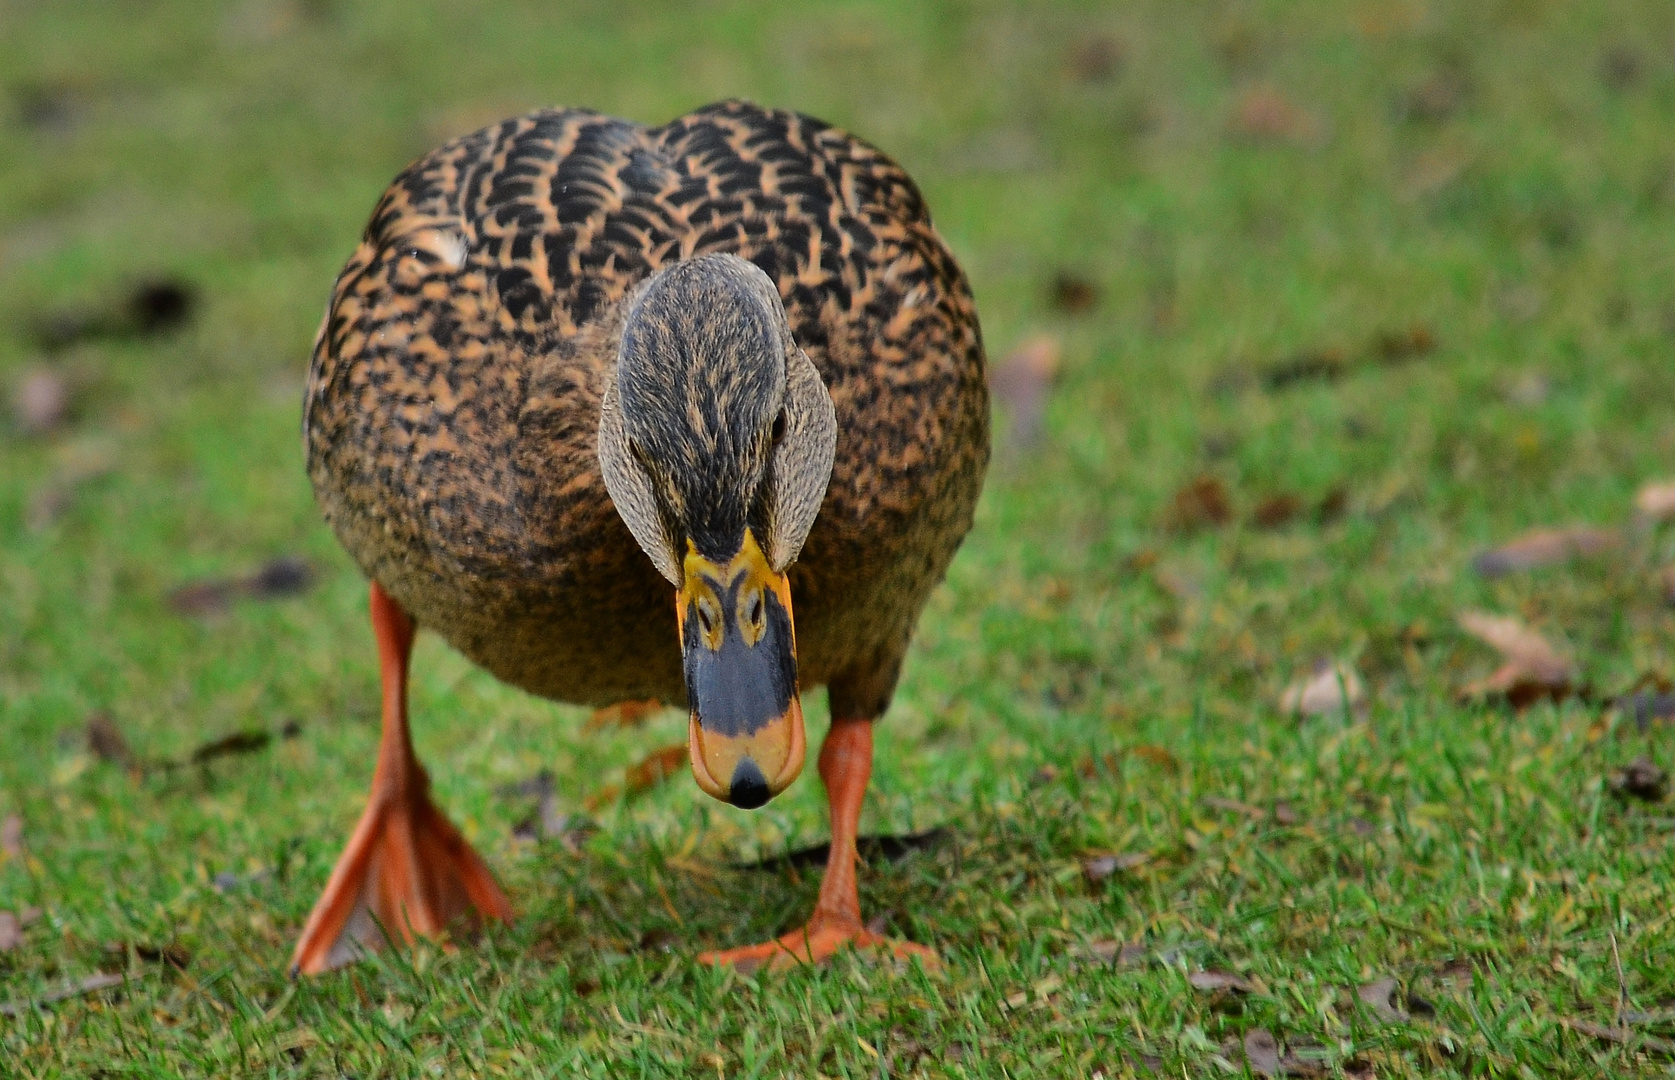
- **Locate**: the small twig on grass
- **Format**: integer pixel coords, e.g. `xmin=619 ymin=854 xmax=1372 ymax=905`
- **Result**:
xmin=1563 ymin=1019 xmax=1675 ymax=1056
xmin=0 ymin=972 xmax=131 ymax=1017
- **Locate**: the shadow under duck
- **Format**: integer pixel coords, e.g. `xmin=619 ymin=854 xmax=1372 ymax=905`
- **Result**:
xmin=292 ymin=100 xmax=988 ymax=974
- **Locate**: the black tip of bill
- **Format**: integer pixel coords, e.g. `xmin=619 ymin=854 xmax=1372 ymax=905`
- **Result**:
xmin=726 ymin=759 xmax=771 ymax=809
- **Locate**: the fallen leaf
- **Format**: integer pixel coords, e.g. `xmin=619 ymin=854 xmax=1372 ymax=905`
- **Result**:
xmin=1272 ymin=800 xmax=1300 ymax=826
xmin=1609 ymin=757 xmax=1668 ymax=802
xmin=637 ymin=928 xmax=679 ymax=953
xmin=0 ymin=911 xmax=19 ymax=952
xmin=1251 ymin=493 xmax=1304 ymax=529
xmin=1165 ymin=475 xmax=1232 ymax=532
xmin=1066 ymin=34 xmax=1124 ymax=83
xmin=625 ymin=743 xmax=688 ymax=795
xmin=86 ymin=711 xmax=136 ymax=769
xmin=1400 ymin=69 xmax=1470 ymax=124
xmin=169 ymin=580 xmax=236 ymax=617
xmin=0 ymin=972 xmax=128 ymax=1017
xmin=11 ymin=367 xmax=69 ymax=435
xmin=1049 ymin=271 xmax=1098 ymax=314
xmin=1262 ymin=348 xmax=1346 ymax=390
xmin=1562 ymin=1018 xmax=1675 ymax=1056
xmin=1073 ymin=939 xmax=1147 ymax=966
xmin=1472 ymin=525 xmax=1620 ymax=578
xmin=989 ymin=334 xmax=1061 ymax=450
xmin=36 ymin=278 xmax=196 ymax=351
xmin=1082 ymin=852 xmax=1149 ymax=883
xmin=244 ymin=556 xmax=314 ymax=599
xmin=1316 ymin=487 xmax=1349 ymax=523
xmin=1131 ymin=744 xmax=1179 ymax=771
xmin=1229 ymin=85 xmax=1315 ymax=142
xmin=1189 ymin=970 xmax=1255 ymax=993
xmin=585 ymin=699 xmax=665 ymax=731
xmin=1 ymin=814 xmax=20 ymax=859
xmin=1358 ymin=977 xmax=1406 ymax=1022
xmin=1433 ymin=957 xmax=1475 ymax=983
xmin=1660 ymin=565 xmax=1675 ymax=606
xmin=1634 ymin=481 xmax=1675 ymax=523
xmin=1373 ymin=323 xmax=1436 ymax=364
xmin=1203 ymin=796 xmax=1264 ymax=818
xmin=1244 ymin=1029 xmax=1283 ymax=1077
xmin=1279 ymin=660 xmax=1366 ymax=720
xmin=170 ymin=556 xmax=316 ymax=617
xmin=1456 ymin=610 xmax=1575 ymax=706
xmin=1601 ymin=46 xmax=1643 ymax=92
xmin=190 ymin=729 xmax=271 ymax=764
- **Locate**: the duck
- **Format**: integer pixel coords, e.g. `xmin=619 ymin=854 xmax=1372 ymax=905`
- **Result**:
xmin=289 ymin=99 xmax=989 ymax=975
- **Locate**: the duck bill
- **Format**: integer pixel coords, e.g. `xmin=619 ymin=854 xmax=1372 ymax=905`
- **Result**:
xmin=678 ymin=530 xmax=806 ymax=809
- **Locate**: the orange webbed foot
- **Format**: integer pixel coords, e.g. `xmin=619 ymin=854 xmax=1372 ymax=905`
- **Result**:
xmin=699 ymin=912 xmax=937 ymax=974
xmin=290 ymin=784 xmax=513 ymax=975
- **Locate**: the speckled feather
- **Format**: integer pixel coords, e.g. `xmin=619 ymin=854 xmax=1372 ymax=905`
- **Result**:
xmin=304 ymin=100 xmax=989 ymax=720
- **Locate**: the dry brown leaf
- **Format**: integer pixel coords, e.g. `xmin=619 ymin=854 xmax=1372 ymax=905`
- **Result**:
xmin=1279 ymin=660 xmax=1366 ymax=720
xmin=1251 ymin=493 xmax=1304 ymax=529
xmin=1229 ymin=85 xmax=1315 ymax=142
xmin=1634 ymin=481 xmax=1675 ymax=523
xmin=1189 ymin=970 xmax=1255 ymax=993
xmin=1165 ymin=475 xmax=1232 ymax=532
xmin=1263 ymin=348 xmax=1346 ymax=390
xmin=1203 ymin=796 xmax=1264 ymax=818
xmin=190 ymin=729 xmax=271 ymax=764
xmin=1374 ymin=324 xmax=1436 ymax=364
xmin=586 ymin=699 xmax=665 ymax=731
xmin=1 ymin=814 xmax=20 ymax=860
xmin=989 ymin=334 xmax=1061 ymax=449
xmin=1131 ymin=744 xmax=1179 ymax=772
xmin=1472 ymin=525 xmax=1620 ymax=578
xmin=1066 ymin=34 xmax=1124 ymax=83
xmin=1073 ymin=939 xmax=1147 ymax=966
xmin=1244 ymin=1029 xmax=1283 ymax=1077
xmin=0 ymin=911 xmax=19 ymax=952
xmin=1609 ymin=757 xmax=1668 ymax=802
xmin=1050 ymin=272 xmax=1098 ymax=314
xmin=625 ymin=743 xmax=689 ymax=795
xmin=11 ymin=368 xmax=69 ymax=435
xmin=1082 ymin=852 xmax=1149 ymax=884
xmin=1456 ymin=610 xmax=1575 ymax=706
xmin=1273 ymin=800 xmax=1300 ymax=826
xmin=86 ymin=711 xmax=136 ymax=769
xmin=1358 ymin=977 xmax=1406 ymax=1022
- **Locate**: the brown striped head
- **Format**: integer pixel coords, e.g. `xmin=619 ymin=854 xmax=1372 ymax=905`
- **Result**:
xmin=598 ymin=254 xmax=836 ymax=808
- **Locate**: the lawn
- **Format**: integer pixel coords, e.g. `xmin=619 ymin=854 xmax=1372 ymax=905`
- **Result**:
xmin=4 ymin=0 xmax=1675 ymax=1075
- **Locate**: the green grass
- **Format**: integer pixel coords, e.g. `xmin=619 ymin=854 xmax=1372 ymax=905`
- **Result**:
xmin=5 ymin=0 xmax=1675 ymax=1074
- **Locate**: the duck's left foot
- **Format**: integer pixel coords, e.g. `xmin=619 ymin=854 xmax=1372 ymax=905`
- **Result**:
xmin=699 ymin=911 xmax=938 ymax=974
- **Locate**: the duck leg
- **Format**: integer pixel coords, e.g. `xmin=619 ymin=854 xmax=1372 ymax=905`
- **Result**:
xmin=699 ymin=718 xmax=937 ymax=973
xmin=289 ymin=582 xmax=514 ymax=975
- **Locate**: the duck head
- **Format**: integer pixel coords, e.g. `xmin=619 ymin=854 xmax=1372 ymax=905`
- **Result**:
xmin=597 ymin=254 xmax=837 ymax=809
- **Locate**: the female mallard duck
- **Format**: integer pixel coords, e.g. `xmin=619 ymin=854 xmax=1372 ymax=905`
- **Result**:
xmin=291 ymin=100 xmax=988 ymax=974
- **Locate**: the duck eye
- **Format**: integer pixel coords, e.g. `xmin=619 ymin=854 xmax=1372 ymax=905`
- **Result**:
xmin=770 ymin=410 xmax=787 ymax=446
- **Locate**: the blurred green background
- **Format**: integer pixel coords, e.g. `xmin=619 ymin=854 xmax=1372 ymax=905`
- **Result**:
xmin=4 ymin=1 xmax=1675 ymax=1075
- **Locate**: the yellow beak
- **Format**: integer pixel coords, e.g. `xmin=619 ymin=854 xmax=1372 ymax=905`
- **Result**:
xmin=676 ymin=529 xmax=806 ymax=808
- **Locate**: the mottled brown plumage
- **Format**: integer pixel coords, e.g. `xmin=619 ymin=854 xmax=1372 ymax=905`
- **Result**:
xmin=304 ymin=99 xmax=988 ymax=724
